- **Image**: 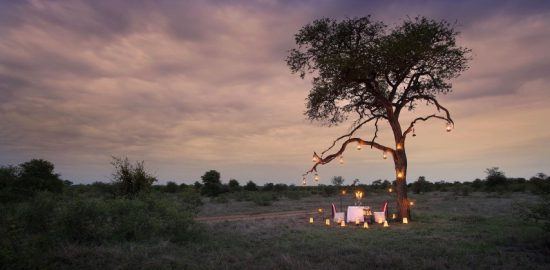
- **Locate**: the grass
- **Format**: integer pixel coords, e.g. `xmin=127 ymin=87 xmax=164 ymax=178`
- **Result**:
xmin=3 ymin=191 xmax=549 ymax=269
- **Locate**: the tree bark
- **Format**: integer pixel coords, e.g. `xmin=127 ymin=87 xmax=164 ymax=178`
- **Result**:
xmin=394 ymin=147 xmax=410 ymax=220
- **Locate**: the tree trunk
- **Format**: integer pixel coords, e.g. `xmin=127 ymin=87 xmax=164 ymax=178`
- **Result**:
xmin=394 ymin=146 xmax=410 ymax=220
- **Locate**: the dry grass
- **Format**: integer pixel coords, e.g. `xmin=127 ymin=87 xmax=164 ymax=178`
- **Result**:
xmin=50 ymin=192 xmax=549 ymax=269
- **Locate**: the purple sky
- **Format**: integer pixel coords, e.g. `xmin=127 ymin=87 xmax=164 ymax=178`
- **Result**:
xmin=1 ymin=0 xmax=549 ymax=184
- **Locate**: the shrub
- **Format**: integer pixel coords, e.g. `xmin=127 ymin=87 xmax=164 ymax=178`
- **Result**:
xmin=228 ymin=179 xmax=241 ymax=192
xmin=165 ymin=181 xmax=179 ymax=193
xmin=244 ymin=181 xmax=258 ymax=191
xmin=111 ymin=157 xmax=156 ymax=197
xmin=201 ymin=170 xmax=223 ymax=197
xmin=250 ymin=193 xmax=273 ymax=206
xmin=485 ymin=167 xmax=507 ymax=189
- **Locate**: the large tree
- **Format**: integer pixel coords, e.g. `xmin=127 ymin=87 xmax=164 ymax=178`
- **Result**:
xmin=286 ymin=16 xmax=470 ymax=219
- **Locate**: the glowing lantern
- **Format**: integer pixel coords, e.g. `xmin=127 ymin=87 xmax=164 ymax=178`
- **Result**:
xmin=383 ymin=151 xmax=388 ymax=159
xmin=396 ymin=143 xmax=403 ymax=150
xmin=302 ymin=179 xmax=306 ymax=186
xmin=340 ymin=220 xmax=346 ymax=227
xmin=325 ymin=219 xmax=330 ymax=226
xmin=388 ymin=187 xmax=393 ymax=193
xmin=397 ymin=172 xmax=403 ymax=179
xmin=446 ymin=122 xmax=453 ymax=132
xmin=314 ymin=174 xmax=320 ymax=181
xmin=409 ymin=201 xmax=414 ymax=206
xmin=363 ymin=222 xmax=369 ymax=229
xmin=355 ymin=219 xmax=360 ymax=225
xmin=383 ymin=221 xmax=389 ymax=227
xmin=354 ymin=191 xmax=363 ymax=200
xmin=356 ymin=143 xmax=362 ymax=150
xmin=341 ymin=190 xmax=347 ymax=195
xmin=403 ymin=217 xmax=408 ymax=224
xmin=309 ymin=217 xmax=314 ymax=224
xmin=312 ymin=156 xmax=318 ymax=162
xmin=392 ymin=214 xmax=396 ymax=219
xmin=339 ymin=155 xmax=344 ymax=164
xmin=318 ymin=208 xmax=323 ymax=213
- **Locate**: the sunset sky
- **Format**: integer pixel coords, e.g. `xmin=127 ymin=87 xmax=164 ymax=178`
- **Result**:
xmin=1 ymin=0 xmax=549 ymax=185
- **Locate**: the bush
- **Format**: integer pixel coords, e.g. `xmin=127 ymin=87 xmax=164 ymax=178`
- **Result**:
xmin=228 ymin=179 xmax=241 ymax=192
xmin=485 ymin=167 xmax=507 ymax=189
xmin=201 ymin=170 xmax=223 ymax=197
xmin=111 ymin=157 xmax=156 ymax=197
xmin=250 ymin=193 xmax=273 ymax=206
xmin=244 ymin=181 xmax=258 ymax=191
xmin=165 ymin=181 xmax=179 ymax=193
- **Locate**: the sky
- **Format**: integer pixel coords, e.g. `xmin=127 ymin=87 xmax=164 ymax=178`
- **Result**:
xmin=1 ymin=0 xmax=549 ymax=185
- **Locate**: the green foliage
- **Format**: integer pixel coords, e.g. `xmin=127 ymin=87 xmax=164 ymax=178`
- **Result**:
xmin=111 ymin=157 xmax=156 ymax=197
xmin=201 ymin=170 xmax=223 ymax=197
xmin=244 ymin=180 xmax=258 ymax=191
xmin=0 ymin=159 xmax=64 ymax=202
xmin=287 ymin=16 xmax=470 ymax=125
xmin=250 ymin=193 xmax=274 ymax=206
xmin=165 ymin=181 xmax=179 ymax=193
xmin=228 ymin=179 xmax=241 ymax=192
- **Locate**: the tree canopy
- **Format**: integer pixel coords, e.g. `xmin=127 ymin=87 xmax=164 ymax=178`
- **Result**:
xmin=287 ymin=16 xmax=470 ymax=126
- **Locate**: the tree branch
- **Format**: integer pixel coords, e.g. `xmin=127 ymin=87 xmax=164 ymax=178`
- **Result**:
xmin=304 ymin=137 xmax=394 ymax=178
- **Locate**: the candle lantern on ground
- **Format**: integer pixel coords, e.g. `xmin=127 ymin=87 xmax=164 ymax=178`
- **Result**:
xmin=363 ymin=222 xmax=369 ymax=229
xmin=402 ymin=217 xmax=408 ymax=224
xmin=383 ymin=220 xmax=389 ymax=227
xmin=325 ymin=218 xmax=330 ymax=226
xmin=309 ymin=217 xmax=314 ymax=224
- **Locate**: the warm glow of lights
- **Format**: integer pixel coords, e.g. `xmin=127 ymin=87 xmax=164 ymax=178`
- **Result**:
xmin=318 ymin=208 xmax=323 ymax=213
xmin=383 ymin=221 xmax=389 ymax=227
xmin=396 ymin=143 xmax=402 ymax=150
xmin=354 ymin=191 xmax=363 ymax=200
xmin=339 ymin=155 xmax=344 ymax=164
xmin=312 ymin=156 xmax=318 ymax=162
xmin=388 ymin=187 xmax=393 ymax=193
xmin=355 ymin=219 xmax=360 ymax=225
xmin=341 ymin=190 xmax=347 ymax=195
xmin=309 ymin=217 xmax=313 ymax=224
xmin=314 ymin=174 xmax=319 ymax=181
xmin=397 ymin=172 xmax=403 ymax=178
xmin=302 ymin=179 xmax=306 ymax=186
xmin=363 ymin=222 xmax=369 ymax=229
xmin=446 ymin=122 xmax=453 ymax=132
xmin=340 ymin=220 xmax=346 ymax=227
xmin=325 ymin=219 xmax=330 ymax=226
xmin=403 ymin=218 xmax=408 ymax=224
xmin=409 ymin=201 xmax=414 ymax=206
xmin=383 ymin=151 xmax=388 ymax=159
xmin=392 ymin=214 xmax=396 ymax=219
xmin=356 ymin=142 xmax=362 ymax=150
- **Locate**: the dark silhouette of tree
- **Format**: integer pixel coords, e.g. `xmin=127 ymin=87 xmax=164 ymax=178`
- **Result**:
xmin=111 ymin=157 xmax=156 ymax=197
xmin=287 ymin=16 xmax=470 ymax=219
xmin=165 ymin=181 xmax=179 ymax=193
xmin=485 ymin=167 xmax=507 ymax=187
xmin=331 ymin=176 xmax=345 ymax=186
xmin=228 ymin=179 xmax=241 ymax=192
xmin=201 ymin=170 xmax=222 ymax=197
xmin=244 ymin=181 xmax=258 ymax=191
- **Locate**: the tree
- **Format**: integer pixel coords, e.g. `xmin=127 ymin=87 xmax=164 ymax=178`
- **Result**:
xmin=244 ymin=181 xmax=258 ymax=191
xmin=228 ymin=179 xmax=241 ymax=192
xmin=411 ymin=176 xmax=432 ymax=194
xmin=201 ymin=170 xmax=222 ymax=197
xmin=485 ymin=167 xmax=507 ymax=187
xmin=111 ymin=157 xmax=156 ymax=197
xmin=287 ymin=16 xmax=470 ymax=219
xmin=165 ymin=181 xmax=179 ymax=193
xmin=331 ymin=176 xmax=345 ymax=186
xmin=19 ymin=159 xmax=64 ymax=193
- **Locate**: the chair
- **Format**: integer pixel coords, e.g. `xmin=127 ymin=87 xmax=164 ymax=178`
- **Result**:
xmin=331 ymin=203 xmax=345 ymax=223
xmin=373 ymin=202 xmax=388 ymax=223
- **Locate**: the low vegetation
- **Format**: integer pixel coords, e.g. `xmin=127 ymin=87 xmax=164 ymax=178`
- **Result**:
xmin=0 ymin=159 xmax=549 ymax=269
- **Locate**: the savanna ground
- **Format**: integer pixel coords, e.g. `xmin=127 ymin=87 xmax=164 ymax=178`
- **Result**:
xmin=2 ymin=172 xmax=550 ymax=270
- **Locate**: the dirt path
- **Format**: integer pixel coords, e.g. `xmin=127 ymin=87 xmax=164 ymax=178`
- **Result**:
xmin=195 ymin=210 xmax=317 ymax=223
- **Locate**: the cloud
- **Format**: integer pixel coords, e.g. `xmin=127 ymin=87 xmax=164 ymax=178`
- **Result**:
xmin=0 ymin=0 xmax=549 ymax=183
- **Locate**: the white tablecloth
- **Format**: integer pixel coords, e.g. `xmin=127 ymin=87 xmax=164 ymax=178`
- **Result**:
xmin=346 ymin=206 xmax=366 ymax=223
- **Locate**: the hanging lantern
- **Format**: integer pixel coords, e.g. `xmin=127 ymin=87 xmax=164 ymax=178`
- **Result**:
xmin=339 ymin=155 xmax=344 ymax=165
xmin=446 ymin=122 xmax=453 ymax=132
xmin=397 ymin=171 xmax=404 ymax=179
xmin=314 ymin=174 xmax=320 ymax=181
xmin=409 ymin=201 xmax=414 ymax=206
xmin=356 ymin=142 xmax=362 ymax=150
xmin=396 ymin=143 xmax=403 ymax=150
xmin=312 ymin=156 xmax=318 ymax=162
xmin=383 ymin=151 xmax=388 ymax=159
xmin=388 ymin=187 xmax=393 ymax=193
xmin=412 ymin=127 xmax=416 ymax=137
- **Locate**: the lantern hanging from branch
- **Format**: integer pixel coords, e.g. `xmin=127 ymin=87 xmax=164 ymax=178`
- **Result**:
xmin=339 ymin=155 xmax=344 ymax=164
xmin=383 ymin=151 xmax=388 ymax=159
xmin=314 ymin=174 xmax=320 ymax=182
xmin=356 ymin=142 xmax=362 ymax=150
xmin=446 ymin=122 xmax=453 ymax=132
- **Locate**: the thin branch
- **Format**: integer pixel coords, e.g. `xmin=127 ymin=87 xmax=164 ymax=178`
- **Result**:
xmin=320 ymin=116 xmax=376 ymax=156
xmin=369 ymin=118 xmax=380 ymax=148
xmin=303 ymin=137 xmax=394 ymax=178
xmin=402 ymin=114 xmax=450 ymax=137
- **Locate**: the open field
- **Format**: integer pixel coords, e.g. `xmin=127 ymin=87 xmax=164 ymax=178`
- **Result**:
xmin=2 ymin=189 xmax=549 ymax=269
